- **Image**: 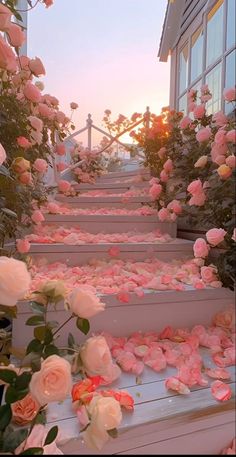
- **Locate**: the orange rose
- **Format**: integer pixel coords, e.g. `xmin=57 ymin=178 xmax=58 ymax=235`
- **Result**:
xmin=11 ymin=393 xmax=40 ymax=425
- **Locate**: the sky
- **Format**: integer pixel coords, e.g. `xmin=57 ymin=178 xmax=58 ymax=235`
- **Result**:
xmin=28 ymin=0 xmax=170 ymax=146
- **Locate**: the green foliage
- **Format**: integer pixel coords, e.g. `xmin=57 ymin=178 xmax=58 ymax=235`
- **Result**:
xmin=76 ymin=317 xmax=90 ymax=335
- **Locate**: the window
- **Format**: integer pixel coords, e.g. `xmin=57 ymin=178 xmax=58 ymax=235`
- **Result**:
xmin=206 ymin=63 xmax=222 ymax=114
xmin=206 ymin=0 xmax=224 ymax=68
xmin=226 ymin=0 xmax=236 ymax=50
xmin=176 ymin=0 xmax=236 ymax=115
xmin=191 ymin=26 xmax=203 ymax=83
xmin=225 ymin=49 xmax=236 ymax=113
xmin=179 ymin=44 xmax=188 ymax=94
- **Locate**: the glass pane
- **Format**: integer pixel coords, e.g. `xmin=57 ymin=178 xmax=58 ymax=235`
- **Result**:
xmin=225 ymin=49 xmax=236 ymax=114
xmin=178 ymin=93 xmax=187 ymax=115
xmin=227 ymin=0 xmax=236 ymax=49
xmin=206 ymin=0 xmax=224 ymax=67
xmin=206 ymin=63 xmax=222 ymax=114
xmin=179 ymin=44 xmax=188 ymax=95
xmin=191 ymin=26 xmax=203 ymax=82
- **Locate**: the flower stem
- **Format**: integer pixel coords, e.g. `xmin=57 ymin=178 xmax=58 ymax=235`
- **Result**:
xmin=52 ymin=314 xmax=74 ymax=338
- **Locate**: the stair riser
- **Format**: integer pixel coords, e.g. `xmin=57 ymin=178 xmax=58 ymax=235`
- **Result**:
xmin=54 ymin=201 xmax=146 ymax=209
xmin=12 ymin=294 xmax=234 ymax=348
xmin=97 ymin=169 xmax=149 ymax=180
xmin=74 ymin=182 xmax=148 ymax=191
xmin=43 ymin=218 xmax=177 ymax=236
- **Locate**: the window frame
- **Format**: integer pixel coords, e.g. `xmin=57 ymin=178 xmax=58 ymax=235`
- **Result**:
xmin=176 ymin=0 xmax=236 ymax=114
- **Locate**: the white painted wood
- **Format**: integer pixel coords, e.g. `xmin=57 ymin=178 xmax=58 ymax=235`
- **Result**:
xmin=43 ymin=216 xmax=177 ymax=236
xmin=55 ymin=195 xmax=151 ymax=209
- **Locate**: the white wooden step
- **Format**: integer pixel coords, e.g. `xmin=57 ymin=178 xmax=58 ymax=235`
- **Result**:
xmin=45 ymin=352 xmax=235 ymax=455
xmin=28 ymin=239 xmax=193 ymax=264
xmin=55 ymin=195 xmax=151 ymax=209
xmin=74 ymin=182 xmax=149 ymax=193
xmin=43 ymin=215 xmax=177 ymax=236
xmin=97 ymin=168 xmax=149 ymax=181
xmin=13 ymin=287 xmax=234 ymax=348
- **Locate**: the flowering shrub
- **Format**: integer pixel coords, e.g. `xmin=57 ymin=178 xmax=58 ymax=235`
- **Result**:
xmin=70 ymin=143 xmax=105 ymax=186
xmin=112 ymin=87 xmax=236 ymax=289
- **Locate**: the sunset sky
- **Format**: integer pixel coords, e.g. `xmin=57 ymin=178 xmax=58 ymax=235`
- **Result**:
xmin=28 ymin=0 xmax=170 ymax=146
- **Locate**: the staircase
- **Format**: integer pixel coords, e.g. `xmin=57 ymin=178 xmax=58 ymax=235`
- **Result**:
xmin=13 ymin=160 xmax=235 ymax=455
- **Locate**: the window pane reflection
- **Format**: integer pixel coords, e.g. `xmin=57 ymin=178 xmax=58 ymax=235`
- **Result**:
xmin=227 ymin=0 xmax=236 ymax=50
xmin=206 ymin=63 xmax=222 ymax=114
xmin=225 ymin=50 xmax=236 ymax=114
xmin=206 ymin=0 xmax=224 ymax=67
xmin=179 ymin=44 xmax=188 ymax=95
xmin=191 ymin=26 xmax=203 ymax=82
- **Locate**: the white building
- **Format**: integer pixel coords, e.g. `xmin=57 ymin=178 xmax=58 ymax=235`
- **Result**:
xmin=158 ymin=0 xmax=235 ymax=115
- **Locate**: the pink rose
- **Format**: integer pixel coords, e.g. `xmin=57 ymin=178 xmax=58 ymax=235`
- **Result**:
xmin=58 ymin=179 xmax=71 ymax=193
xmin=187 ymin=179 xmax=203 ymax=195
xmin=213 ymin=308 xmax=235 ymax=331
xmin=194 ymin=155 xmax=208 ymax=168
xmin=189 ymin=192 xmax=206 ymax=206
xmin=55 ymin=143 xmax=66 ymax=155
xmin=30 ymin=130 xmax=43 ymax=145
xmin=193 ymin=238 xmax=209 ymax=258
xmin=16 ymin=136 xmax=31 ymax=149
xmin=15 ymin=424 xmax=63 ymax=455
xmin=23 ymin=82 xmax=42 ymax=103
xmin=157 ymin=147 xmax=166 ymax=159
xmin=206 ymin=228 xmax=226 ymax=246
xmin=201 ymin=266 xmax=217 ymax=283
xmin=158 ymin=207 xmax=171 ymax=222
xmin=215 ymin=130 xmax=227 ymax=145
xmin=165 ymin=376 xmax=190 ymax=395
xmin=47 ymin=201 xmax=60 ymax=214
xmin=31 ymin=210 xmax=45 ymax=224
xmin=213 ymin=155 xmax=226 ymax=166
xmin=232 ymin=228 xmax=236 ymax=242
xmin=11 ymin=393 xmax=40 ymax=425
xmin=80 ymin=336 xmax=121 ymax=382
xmin=163 ymin=158 xmax=173 ymax=173
xmin=223 ymin=87 xmax=236 ymax=102
xmin=56 ymin=111 xmax=66 ymax=124
xmin=0 ymin=3 xmax=12 ymax=31
xmin=149 ymin=183 xmax=162 ymax=200
xmin=19 ymin=171 xmax=33 ymax=185
xmin=0 ymin=256 xmax=31 ymax=306
xmin=29 ymin=57 xmax=45 ymax=76
xmin=38 ymin=103 xmax=54 ymax=119
xmin=70 ymin=102 xmax=78 ymax=109
xmin=12 ymin=157 xmax=30 ymax=174
xmin=30 ymin=355 xmax=72 ymax=405
xmin=212 ymin=111 xmax=228 ymax=127
xmin=33 ymin=158 xmax=48 ymax=173
xmin=56 ymin=162 xmax=67 ymax=172
xmin=160 ymin=169 xmax=169 ymax=182
xmin=193 ymin=104 xmax=205 ymax=119
xmin=226 ymin=155 xmax=236 ymax=169
xmin=0 ymin=143 xmax=6 ymax=166
xmin=196 ymin=127 xmax=211 ymax=143
xmin=6 ymin=23 xmax=25 ymax=47
xmin=0 ymin=35 xmax=17 ymax=72
xmin=28 ymin=115 xmax=43 ymax=131
xmin=67 ymin=287 xmax=105 ymax=319
xmin=167 ymin=199 xmax=182 ymax=215
xmin=217 ymin=164 xmax=232 ymax=180
xmin=179 ymin=116 xmax=191 ymax=129
xmin=16 ymin=238 xmax=30 ymax=253
xmin=226 ymin=130 xmax=236 ymax=143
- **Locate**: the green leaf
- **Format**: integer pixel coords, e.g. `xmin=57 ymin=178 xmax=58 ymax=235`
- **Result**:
xmin=0 ymin=404 xmax=12 ymax=431
xmin=0 ymin=165 xmax=11 ymax=177
xmin=1 ymin=207 xmax=17 ymax=218
xmin=34 ymin=410 xmax=46 ymax=426
xmin=34 ymin=326 xmax=46 ymax=341
xmin=107 ymin=428 xmax=118 ymax=439
xmin=26 ymin=339 xmax=43 ymax=355
xmin=44 ymin=426 xmax=58 ymax=446
xmin=29 ymin=301 xmax=45 ymax=315
xmin=15 ymin=372 xmax=32 ymax=390
xmin=5 ymin=385 xmax=29 ymax=404
xmin=0 ymin=304 xmax=17 ymax=318
xmin=26 ymin=315 xmax=44 ymax=326
xmin=47 ymin=320 xmax=59 ymax=329
xmin=2 ymin=428 xmax=28 ymax=452
xmin=0 ymin=369 xmax=17 ymax=385
xmin=76 ymin=317 xmax=90 ymax=335
xmin=43 ymin=344 xmax=59 ymax=357
xmin=19 ymin=448 xmax=44 ymax=455
xmin=22 ymin=352 xmax=41 ymax=372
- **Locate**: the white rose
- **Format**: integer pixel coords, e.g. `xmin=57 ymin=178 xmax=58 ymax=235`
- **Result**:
xmin=67 ymin=288 xmax=105 ymax=319
xmin=84 ymin=396 xmax=122 ymax=450
xmin=80 ymin=336 xmax=120 ymax=382
xmin=0 ymin=257 xmax=31 ymax=306
xmin=40 ymin=280 xmax=66 ymax=301
xmin=0 ymin=143 xmax=6 ymax=166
